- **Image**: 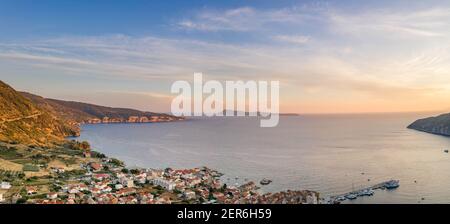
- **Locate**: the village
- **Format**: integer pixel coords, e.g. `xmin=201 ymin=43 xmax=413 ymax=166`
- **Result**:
xmin=0 ymin=144 xmax=319 ymax=204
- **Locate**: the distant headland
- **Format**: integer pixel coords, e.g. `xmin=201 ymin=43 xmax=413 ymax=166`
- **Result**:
xmin=408 ymin=113 xmax=450 ymax=136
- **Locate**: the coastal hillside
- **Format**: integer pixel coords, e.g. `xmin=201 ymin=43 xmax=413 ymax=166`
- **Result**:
xmin=21 ymin=92 xmax=179 ymax=124
xmin=1 ymin=80 xmax=179 ymax=146
xmin=0 ymin=81 xmax=78 ymax=146
xmin=408 ymin=113 xmax=450 ymax=136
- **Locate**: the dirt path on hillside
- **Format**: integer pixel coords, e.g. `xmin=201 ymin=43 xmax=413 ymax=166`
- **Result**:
xmin=0 ymin=112 xmax=42 ymax=124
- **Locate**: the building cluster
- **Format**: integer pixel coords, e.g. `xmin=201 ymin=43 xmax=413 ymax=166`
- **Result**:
xmin=85 ymin=116 xmax=181 ymax=124
xmin=20 ymin=157 xmax=319 ymax=204
xmin=1 ymin=154 xmax=318 ymax=204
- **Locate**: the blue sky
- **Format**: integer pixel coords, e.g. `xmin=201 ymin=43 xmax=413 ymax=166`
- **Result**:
xmin=1 ymin=0 xmax=450 ymax=113
xmin=0 ymin=0 xmax=308 ymax=40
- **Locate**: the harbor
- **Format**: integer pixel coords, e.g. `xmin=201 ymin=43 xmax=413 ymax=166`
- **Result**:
xmin=325 ymin=180 xmax=400 ymax=204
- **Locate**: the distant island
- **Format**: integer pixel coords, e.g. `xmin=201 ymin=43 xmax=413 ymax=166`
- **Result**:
xmin=408 ymin=113 xmax=450 ymax=136
xmin=221 ymin=110 xmax=299 ymax=117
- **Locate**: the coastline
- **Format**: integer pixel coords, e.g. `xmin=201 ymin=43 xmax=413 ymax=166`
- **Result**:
xmin=73 ymin=114 xmax=435 ymax=204
xmin=0 ymin=140 xmax=320 ymax=204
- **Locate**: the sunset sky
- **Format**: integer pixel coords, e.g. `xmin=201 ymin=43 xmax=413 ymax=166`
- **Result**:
xmin=1 ymin=0 xmax=450 ymax=113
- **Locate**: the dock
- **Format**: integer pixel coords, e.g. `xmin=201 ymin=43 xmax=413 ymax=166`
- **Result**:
xmin=327 ymin=180 xmax=399 ymax=203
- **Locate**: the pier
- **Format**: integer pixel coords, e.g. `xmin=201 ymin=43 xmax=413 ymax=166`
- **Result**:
xmin=327 ymin=180 xmax=399 ymax=203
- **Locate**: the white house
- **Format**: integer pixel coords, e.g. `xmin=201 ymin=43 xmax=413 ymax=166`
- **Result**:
xmin=50 ymin=167 xmax=65 ymax=174
xmin=1 ymin=182 xmax=11 ymax=190
xmin=102 ymin=186 xmax=112 ymax=193
xmin=47 ymin=192 xmax=58 ymax=200
xmin=135 ymin=176 xmax=147 ymax=184
xmin=184 ymin=190 xmax=196 ymax=200
xmin=120 ymin=178 xmax=134 ymax=188
xmin=152 ymin=178 xmax=176 ymax=191
xmin=68 ymin=188 xmax=80 ymax=194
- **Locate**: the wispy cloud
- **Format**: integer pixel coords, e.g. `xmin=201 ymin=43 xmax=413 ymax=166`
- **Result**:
xmin=2 ymin=4 xmax=450 ymax=113
xmin=274 ymin=35 xmax=310 ymax=44
xmin=177 ymin=5 xmax=326 ymax=32
xmin=1 ymin=31 xmax=450 ymax=112
xmin=178 ymin=5 xmax=450 ymax=41
xmin=178 ymin=7 xmax=256 ymax=31
xmin=0 ymin=35 xmax=288 ymax=81
xmin=329 ymin=8 xmax=450 ymax=38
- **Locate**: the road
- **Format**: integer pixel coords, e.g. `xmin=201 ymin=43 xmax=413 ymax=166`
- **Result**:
xmin=0 ymin=112 xmax=42 ymax=124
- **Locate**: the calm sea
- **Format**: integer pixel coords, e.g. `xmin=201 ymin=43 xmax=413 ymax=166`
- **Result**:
xmin=75 ymin=112 xmax=450 ymax=204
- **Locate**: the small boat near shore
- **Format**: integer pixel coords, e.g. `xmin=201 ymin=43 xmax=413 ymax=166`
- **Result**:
xmin=346 ymin=193 xmax=357 ymax=200
xmin=384 ymin=180 xmax=400 ymax=189
xmin=260 ymin=178 xmax=272 ymax=185
xmin=357 ymin=189 xmax=374 ymax=197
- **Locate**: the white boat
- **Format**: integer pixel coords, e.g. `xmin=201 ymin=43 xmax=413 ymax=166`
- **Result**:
xmin=260 ymin=178 xmax=272 ymax=185
xmin=384 ymin=180 xmax=400 ymax=189
xmin=346 ymin=193 xmax=357 ymax=200
xmin=357 ymin=189 xmax=374 ymax=196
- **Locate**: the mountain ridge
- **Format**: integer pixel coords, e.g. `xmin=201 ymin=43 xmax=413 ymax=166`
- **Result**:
xmin=20 ymin=92 xmax=177 ymax=124
xmin=1 ymin=80 xmax=179 ymax=146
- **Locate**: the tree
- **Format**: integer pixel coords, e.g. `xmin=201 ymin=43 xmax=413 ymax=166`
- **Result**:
xmin=130 ymin=169 xmax=140 ymax=175
xmin=208 ymin=192 xmax=215 ymax=201
xmin=110 ymin=158 xmax=125 ymax=167
xmin=222 ymin=184 xmax=227 ymax=192
xmin=91 ymin=151 xmax=106 ymax=158
xmin=16 ymin=198 xmax=27 ymax=204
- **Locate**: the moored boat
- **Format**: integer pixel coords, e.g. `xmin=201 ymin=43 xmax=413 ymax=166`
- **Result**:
xmin=260 ymin=178 xmax=272 ymax=185
xmin=384 ymin=180 xmax=400 ymax=189
xmin=346 ymin=193 xmax=357 ymax=200
xmin=363 ymin=189 xmax=374 ymax=196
